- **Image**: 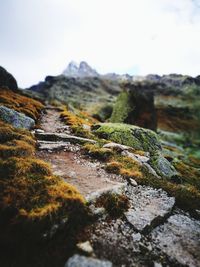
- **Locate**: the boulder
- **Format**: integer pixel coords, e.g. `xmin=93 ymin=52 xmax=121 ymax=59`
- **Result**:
xmin=65 ymin=255 xmax=112 ymax=267
xmin=124 ymin=185 xmax=175 ymax=232
xmin=93 ymin=123 xmax=162 ymax=153
xmin=110 ymin=84 xmax=157 ymax=131
xmin=0 ymin=106 xmax=35 ymax=129
xmin=0 ymin=66 xmax=18 ymax=91
xmin=150 ymin=213 xmax=200 ymax=267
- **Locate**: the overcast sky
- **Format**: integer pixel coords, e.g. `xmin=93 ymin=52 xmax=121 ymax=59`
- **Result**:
xmin=0 ymin=0 xmax=200 ymax=88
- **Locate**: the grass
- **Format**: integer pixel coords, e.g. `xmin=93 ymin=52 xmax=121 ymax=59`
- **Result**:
xmin=96 ymin=192 xmax=130 ymax=218
xmin=60 ymin=106 xmax=98 ymax=138
xmin=0 ymin=87 xmax=44 ymax=120
xmin=0 ymin=119 xmax=87 ymax=244
xmin=83 ymin=143 xmax=113 ymax=161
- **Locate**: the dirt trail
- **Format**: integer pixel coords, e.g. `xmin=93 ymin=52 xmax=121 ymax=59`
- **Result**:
xmin=36 ymin=107 xmax=123 ymax=197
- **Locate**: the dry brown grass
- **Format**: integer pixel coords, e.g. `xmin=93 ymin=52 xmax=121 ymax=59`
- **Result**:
xmin=0 ymin=87 xmax=44 ymax=120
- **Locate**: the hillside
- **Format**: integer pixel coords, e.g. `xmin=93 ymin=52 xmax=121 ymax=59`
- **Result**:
xmin=0 ymin=65 xmax=200 ymax=267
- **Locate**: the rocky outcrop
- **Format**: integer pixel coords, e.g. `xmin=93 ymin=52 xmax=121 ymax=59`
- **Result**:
xmin=0 ymin=66 xmax=18 ymax=91
xmin=111 ymin=84 xmax=157 ymax=131
xmin=111 ymin=77 xmax=200 ymax=143
xmin=93 ymin=123 xmax=162 ymax=153
xmin=65 ymin=255 xmax=112 ymax=267
xmin=0 ymin=105 xmax=35 ymax=129
xmin=27 ymin=75 xmax=121 ymax=111
xmin=125 ymin=185 xmax=175 ymax=232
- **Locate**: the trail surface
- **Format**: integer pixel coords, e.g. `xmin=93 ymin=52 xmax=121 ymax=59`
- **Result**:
xmin=36 ymin=106 xmax=200 ymax=267
xmin=37 ymin=106 xmax=123 ymax=197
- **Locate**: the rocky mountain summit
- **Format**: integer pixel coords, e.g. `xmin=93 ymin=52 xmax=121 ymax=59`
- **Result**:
xmin=63 ymin=61 xmax=99 ymax=77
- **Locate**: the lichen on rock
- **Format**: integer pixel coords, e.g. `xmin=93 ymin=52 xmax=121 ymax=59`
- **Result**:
xmin=0 ymin=105 xmax=35 ymax=129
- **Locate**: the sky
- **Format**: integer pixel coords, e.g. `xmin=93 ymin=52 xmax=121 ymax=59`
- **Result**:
xmin=0 ymin=0 xmax=200 ymax=88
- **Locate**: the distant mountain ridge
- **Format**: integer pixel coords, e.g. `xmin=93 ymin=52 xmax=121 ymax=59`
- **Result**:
xmin=63 ymin=61 xmax=99 ymax=77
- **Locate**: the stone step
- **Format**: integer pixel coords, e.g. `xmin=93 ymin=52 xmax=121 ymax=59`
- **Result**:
xmin=35 ymin=132 xmax=97 ymax=145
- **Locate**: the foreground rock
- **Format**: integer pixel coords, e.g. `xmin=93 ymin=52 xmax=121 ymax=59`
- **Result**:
xmin=0 ymin=105 xmax=35 ymax=129
xmin=65 ymin=254 xmax=112 ymax=267
xmin=125 ymin=186 xmax=175 ymax=232
xmin=150 ymin=213 xmax=200 ymax=267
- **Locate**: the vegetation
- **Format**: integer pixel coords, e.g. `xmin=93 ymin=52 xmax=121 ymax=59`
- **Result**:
xmin=93 ymin=123 xmax=161 ymax=152
xmin=96 ymin=192 xmax=129 ymax=218
xmin=0 ymin=87 xmax=44 ymax=120
xmin=60 ymin=105 xmax=97 ymax=138
xmin=0 ymin=119 xmax=86 ymax=243
xmin=83 ymin=143 xmax=113 ymax=161
xmin=110 ymin=89 xmax=131 ymax=123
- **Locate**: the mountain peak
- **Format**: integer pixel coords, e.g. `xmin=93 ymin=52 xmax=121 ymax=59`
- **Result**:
xmin=63 ymin=61 xmax=99 ymax=77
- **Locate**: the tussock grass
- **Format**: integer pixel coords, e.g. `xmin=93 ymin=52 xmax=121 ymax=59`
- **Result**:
xmin=0 ymin=87 xmax=44 ymax=120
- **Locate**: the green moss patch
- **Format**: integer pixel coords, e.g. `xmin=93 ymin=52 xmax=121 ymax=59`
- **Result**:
xmin=93 ymin=123 xmax=162 ymax=153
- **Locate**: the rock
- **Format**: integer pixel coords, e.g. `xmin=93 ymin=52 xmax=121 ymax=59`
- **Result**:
xmin=121 ymin=151 xmax=149 ymax=163
xmin=129 ymin=178 xmax=138 ymax=186
xmin=103 ymin=142 xmax=132 ymax=152
xmin=77 ymin=241 xmax=94 ymax=255
xmin=35 ymin=132 xmax=97 ymax=144
xmin=125 ymin=186 xmax=175 ymax=232
xmin=0 ymin=105 xmax=35 ymax=129
xmin=149 ymin=154 xmax=177 ymax=179
xmin=150 ymin=213 xmax=200 ymax=267
xmin=131 ymin=233 xmax=142 ymax=242
xmin=111 ymin=84 xmax=157 ymax=131
xmin=34 ymin=129 xmax=45 ymax=134
xmin=65 ymin=254 xmax=112 ymax=267
xmin=121 ymin=150 xmax=161 ymax=179
xmin=93 ymin=123 xmax=162 ymax=153
xmin=0 ymin=66 xmax=18 ymax=91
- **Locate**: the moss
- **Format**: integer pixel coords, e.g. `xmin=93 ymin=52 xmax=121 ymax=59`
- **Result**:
xmin=93 ymin=104 xmax=113 ymax=122
xmin=0 ymin=120 xmax=86 ymax=243
xmin=60 ymin=106 xmax=97 ymax=138
xmin=0 ymin=87 xmax=44 ymax=120
xmin=110 ymin=90 xmax=132 ymax=123
xmin=96 ymin=193 xmax=130 ymax=218
xmin=105 ymin=161 xmax=123 ymax=173
xmin=172 ymin=160 xmax=200 ymax=189
xmin=0 ymin=140 xmax=35 ymax=159
xmin=83 ymin=143 xmax=113 ymax=161
xmin=93 ymin=123 xmax=161 ymax=152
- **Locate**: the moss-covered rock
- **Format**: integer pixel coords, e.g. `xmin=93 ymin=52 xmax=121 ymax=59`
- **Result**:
xmin=111 ymin=85 xmax=157 ymax=131
xmin=93 ymin=123 xmax=162 ymax=153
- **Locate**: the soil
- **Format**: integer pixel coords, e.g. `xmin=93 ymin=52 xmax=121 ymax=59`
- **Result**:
xmin=37 ymin=107 xmax=123 ymax=197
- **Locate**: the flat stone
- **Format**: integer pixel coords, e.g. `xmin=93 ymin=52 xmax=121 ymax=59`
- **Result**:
xmin=103 ymin=142 xmax=132 ymax=152
xmin=65 ymin=254 xmax=112 ymax=267
xmin=37 ymin=141 xmax=72 ymax=151
xmin=150 ymin=213 xmax=200 ymax=267
xmin=77 ymin=241 xmax=94 ymax=255
xmin=36 ymin=132 xmax=97 ymax=144
xmin=125 ymin=186 xmax=175 ymax=232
